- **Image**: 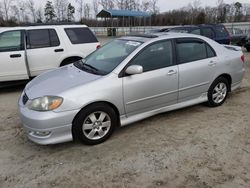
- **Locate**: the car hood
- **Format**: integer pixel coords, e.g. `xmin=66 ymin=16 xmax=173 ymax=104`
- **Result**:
xmin=25 ymin=64 xmax=102 ymax=99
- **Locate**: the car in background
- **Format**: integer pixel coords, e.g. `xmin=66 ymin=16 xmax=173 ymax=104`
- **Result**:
xmin=245 ymin=34 xmax=250 ymax=52
xmin=0 ymin=25 xmax=100 ymax=83
xmin=19 ymin=33 xmax=245 ymax=145
xmin=227 ymin=27 xmax=247 ymax=46
xmin=145 ymin=27 xmax=170 ymax=34
xmin=167 ymin=24 xmax=231 ymax=44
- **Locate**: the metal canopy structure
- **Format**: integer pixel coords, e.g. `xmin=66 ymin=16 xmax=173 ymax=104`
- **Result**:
xmin=97 ymin=9 xmax=151 ymax=18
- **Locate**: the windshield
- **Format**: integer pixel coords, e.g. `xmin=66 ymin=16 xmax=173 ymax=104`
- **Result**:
xmin=169 ymin=28 xmax=189 ymax=33
xmin=74 ymin=39 xmax=142 ymax=75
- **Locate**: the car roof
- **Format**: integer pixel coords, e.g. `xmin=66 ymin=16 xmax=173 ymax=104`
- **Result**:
xmin=0 ymin=24 xmax=88 ymax=32
xmin=120 ymin=32 xmax=207 ymax=43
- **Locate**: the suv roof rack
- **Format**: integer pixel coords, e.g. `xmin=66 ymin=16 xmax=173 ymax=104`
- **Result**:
xmin=20 ymin=22 xmax=82 ymax=26
xmin=127 ymin=33 xmax=159 ymax=38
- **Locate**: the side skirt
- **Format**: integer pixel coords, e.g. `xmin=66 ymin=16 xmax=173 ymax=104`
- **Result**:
xmin=120 ymin=93 xmax=208 ymax=127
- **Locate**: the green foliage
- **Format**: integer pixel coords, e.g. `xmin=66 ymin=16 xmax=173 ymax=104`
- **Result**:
xmin=67 ymin=3 xmax=75 ymax=22
xmin=44 ymin=1 xmax=56 ymax=22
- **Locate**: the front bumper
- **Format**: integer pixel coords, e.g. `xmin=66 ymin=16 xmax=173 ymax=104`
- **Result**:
xmin=19 ymin=96 xmax=80 ymax=145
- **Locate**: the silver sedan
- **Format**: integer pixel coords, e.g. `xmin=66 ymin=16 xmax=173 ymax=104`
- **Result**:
xmin=18 ymin=33 xmax=245 ymax=145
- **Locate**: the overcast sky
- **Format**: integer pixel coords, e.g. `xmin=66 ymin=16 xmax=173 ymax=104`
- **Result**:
xmin=158 ymin=0 xmax=250 ymax=12
xmin=36 ymin=0 xmax=250 ymax=15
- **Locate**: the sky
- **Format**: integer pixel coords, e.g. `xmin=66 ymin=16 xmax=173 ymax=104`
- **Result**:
xmin=35 ymin=0 xmax=250 ymax=15
xmin=157 ymin=0 xmax=250 ymax=12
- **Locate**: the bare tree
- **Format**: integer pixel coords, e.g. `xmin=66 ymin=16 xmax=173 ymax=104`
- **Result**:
xmin=142 ymin=0 xmax=150 ymax=12
xmin=2 ymin=0 xmax=13 ymax=21
xmin=150 ymin=0 xmax=159 ymax=14
xmin=11 ymin=5 xmax=20 ymax=23
xmin=84 ymin=3 xmax=90 ymax=18
xmin=99 ymin=0 xmax=114 ymax=10
xmin=26 ymin=0 xmax=36 ymax=23
xmin=54 ymin=0 xmax=68 ymax=21
xmin=36 ymin=6 xmax=44 ymax=23
xmin=115 ymin=0 xmax=125 ymax=10
xmin=93 ymin=0 xmax=99 ymax=18
xmin=75 ymin=0 xmax=84 ymax=20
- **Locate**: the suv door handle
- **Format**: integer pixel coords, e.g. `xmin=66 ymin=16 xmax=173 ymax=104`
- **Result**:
xmin=208 ymin=61 xmax=216 ymax=66
xmin=167 ymin=70 xmax=177 ymax=76
xmin=54 ymin=48 xmax=64 ymax=52
xmin=10 ymin=54 xmax=21 ymax=58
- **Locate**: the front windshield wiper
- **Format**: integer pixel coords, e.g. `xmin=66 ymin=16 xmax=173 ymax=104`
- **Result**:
xmin=82 ymin=63 xmax=99 ymax=72
xmin=74 ymin=61 xmax=106 ymax=75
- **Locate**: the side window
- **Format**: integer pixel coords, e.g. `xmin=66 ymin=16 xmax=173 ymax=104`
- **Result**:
xmin=130 ymin=40 xmax=173 ymax=72
xmin=176 ymin=39 xmax=207 ymax=64
xmin=65 ymin=27 xmax=98 ymax=44
xmin=27 ymin=29 xmax=60 ymax=49
xmin=206 ymin=44 xmax=216 ymax=58
xmin=202 ymin=28 xmax=214 ymax=39
xmin=190 ymin=29 xmax=201 ymax=35
xmin=49 ymin=29 xmax=60 ymax=46
xmin=214 ymin=26 xmax=228 ymax=38
xmin=0 ymin=30 xmax=23 ymax=52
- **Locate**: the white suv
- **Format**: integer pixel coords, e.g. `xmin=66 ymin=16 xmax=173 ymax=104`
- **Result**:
xmin=0 ymin=25 xmax=100 ymax=82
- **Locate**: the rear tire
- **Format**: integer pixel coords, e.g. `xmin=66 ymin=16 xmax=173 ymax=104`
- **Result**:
xmin=246 ymin=47 xmax=250 ymax=52
xmin=207 ymin=77 xmax=229 ymax=107
xmin=72 ymin=103 xmax=118 ymax=145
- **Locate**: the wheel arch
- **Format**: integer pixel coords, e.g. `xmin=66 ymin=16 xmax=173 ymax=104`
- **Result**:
xmin=60 ymin=56 xmax=83 ymax=66
xmin=72 ymin=101 xmax=121 ymax=127
xmin=214 ymin=73 xmax=232 ymax=91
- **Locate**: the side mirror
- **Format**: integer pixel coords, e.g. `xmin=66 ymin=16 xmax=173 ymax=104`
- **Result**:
xmin=125 ymin=65 xmax=143 ymax=75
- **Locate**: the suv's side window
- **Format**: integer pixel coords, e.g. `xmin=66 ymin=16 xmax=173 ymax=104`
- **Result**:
xmin=130 ymin=40 xmax=173 ymax=72
xmin=65 ymin=27 xmax=98 ymax=44
xmin=202 ymin=28 xmax=214 ymax=39
xmin=0 ymin=30 xmax=23 ymax=52
xmin=27 ymin=29 xmax=60 ymax=49
xmin=190 ymin=29 xmax=201 ymax=35
xmin=215 ymin=26 xmax=229 ymax=37
xmin=176 ymin=39 xmax=215 ymax=64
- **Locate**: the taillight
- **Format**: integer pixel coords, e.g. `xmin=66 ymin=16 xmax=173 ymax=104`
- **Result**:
xmin=241 ymin=55 xmax=245 ymax=63
xmin=96 ymin=44 xmax=101 ymax=49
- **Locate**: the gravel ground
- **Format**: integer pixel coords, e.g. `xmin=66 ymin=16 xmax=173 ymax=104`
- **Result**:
xmin=0 ymin=41 xmax=249 ymax=188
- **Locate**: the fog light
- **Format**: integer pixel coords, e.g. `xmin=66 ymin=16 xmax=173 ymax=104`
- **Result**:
xmin=32 ymin=131 xmax=51 ymax=137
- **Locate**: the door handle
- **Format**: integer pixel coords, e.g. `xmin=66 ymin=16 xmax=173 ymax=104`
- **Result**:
xmin=10 ymin=54 xmax=21 ymax=58
xmin=54 ymin=48 xmax=64 ymax=52
xmin=167 ymin=70 xmax=177 ymax=76
xmin=208 ymin=61 xmax=216 ymax=66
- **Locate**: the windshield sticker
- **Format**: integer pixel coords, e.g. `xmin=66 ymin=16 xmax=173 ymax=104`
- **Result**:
xmin=126 ymin=41 xmax=141 ymax=47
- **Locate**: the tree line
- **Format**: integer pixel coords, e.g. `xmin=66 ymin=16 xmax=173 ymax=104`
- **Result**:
xmin=0 ymin=0 xmax=249 ymax=27
xmin=152 ymin=0 xmax=250 ymax=26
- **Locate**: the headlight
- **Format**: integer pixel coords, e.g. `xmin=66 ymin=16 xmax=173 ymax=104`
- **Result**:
xmin=27 ymin=96 xmax=63 ymax=111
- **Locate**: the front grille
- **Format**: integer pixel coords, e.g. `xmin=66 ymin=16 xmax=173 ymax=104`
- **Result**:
xmin=22 ymin=93 xmax=29 ymax=105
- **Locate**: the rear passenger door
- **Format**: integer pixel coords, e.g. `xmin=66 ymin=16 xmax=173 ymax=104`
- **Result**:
xmin=176 ymin=38 xmax=218 ymax=102
xmin=64 ymin=27 xmax=99 ymax=57
xmin=26 ymin=29 xmax=63 ymax=76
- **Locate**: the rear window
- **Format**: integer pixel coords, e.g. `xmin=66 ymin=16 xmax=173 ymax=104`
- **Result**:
xmin=65 ymin=27 xmax=98 ymax=44
xmin=215 ymin=26 xmax=229 ymax=38
xmin=176 ymin=38 xmax=216 ymax=64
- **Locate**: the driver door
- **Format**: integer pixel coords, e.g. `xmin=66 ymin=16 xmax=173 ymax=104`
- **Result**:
xmin=122 ymin=40 xmax=178 ymax=117
xmin=0 ymin=30 xmax=29 ymax=82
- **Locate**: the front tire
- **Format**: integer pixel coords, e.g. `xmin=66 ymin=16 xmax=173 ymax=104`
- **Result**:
xmin=72 ymin=103 xmax=118 ymax=145
xmin=207 ymin=77 xmax=229 ymax=107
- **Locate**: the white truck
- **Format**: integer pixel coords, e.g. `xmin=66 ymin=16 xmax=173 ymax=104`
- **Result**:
xmin=0 ymin=25 xmax=100 ymax=83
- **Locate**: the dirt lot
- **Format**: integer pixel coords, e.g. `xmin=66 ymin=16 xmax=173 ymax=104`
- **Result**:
xmin=0 ymin=43 xmax=249 ymax=188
